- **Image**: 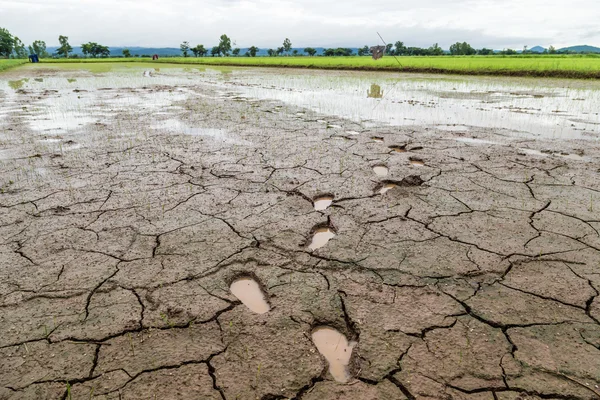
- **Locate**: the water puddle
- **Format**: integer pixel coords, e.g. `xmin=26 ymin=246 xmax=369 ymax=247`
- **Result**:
xmin=519 ymin=148 xmax=587 ymax=161
xmin=389 ymin=145 xmax=407 ymax=153
xmin=409 ymin=157 xmax=425 ymax=166
xmin=372 ymin=164 xmax=389 ymax=176
xmin=454 ymin=137 xmax=499 ymax=145
xmin=311 ymin=327 xmax=356 ymax=383
xmin=308 ymin=225 xmax=336 ymax=251
xmin=153 ymin=119 xmax=250 ymax=145
xmin=313 ymin=195 xmax=334 ymax=211
xmin=229 ymin=276 xmax=270 ymax=314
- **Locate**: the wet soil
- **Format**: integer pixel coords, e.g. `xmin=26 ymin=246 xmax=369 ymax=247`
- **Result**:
xmin=0 ymin=66 xmax=599 ymax=399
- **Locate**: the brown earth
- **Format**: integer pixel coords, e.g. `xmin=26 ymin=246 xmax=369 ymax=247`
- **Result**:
xmin=0 ymin=67 xmax=599 ymax=399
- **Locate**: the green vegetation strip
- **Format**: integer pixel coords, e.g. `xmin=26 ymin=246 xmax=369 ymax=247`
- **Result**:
xmin=0 ymin=59 xmax=28 ymax=73
xmin=37 ymin=55 xmax=600 ymax=78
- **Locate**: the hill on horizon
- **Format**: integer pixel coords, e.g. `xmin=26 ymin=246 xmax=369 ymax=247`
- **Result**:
xmin=557 ymin=45 xmax=600 ymax=53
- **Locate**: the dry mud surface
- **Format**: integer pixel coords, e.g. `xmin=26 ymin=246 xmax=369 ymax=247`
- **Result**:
xmin=1 ymin=66 xmax=600 ymax=399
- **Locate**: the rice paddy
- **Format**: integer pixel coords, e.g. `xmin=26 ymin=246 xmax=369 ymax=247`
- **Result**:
xmin=41 ymin=54 xmax=600 ymax=78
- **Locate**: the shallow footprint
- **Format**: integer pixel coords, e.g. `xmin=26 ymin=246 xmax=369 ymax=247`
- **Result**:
xmin=372 ymin=164 xmax=388 ymax=177
xmin=409 ymin=157 xmax=425 ymax=166
xmin=230 ymin=276 xmax=270 ymax=314
xmin=312 ymin=327 xmax=356 ymax=383
xmin=313 ymin=194 xmax=334 ymax=211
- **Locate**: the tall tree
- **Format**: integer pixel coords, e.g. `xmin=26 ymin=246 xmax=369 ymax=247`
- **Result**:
xmin=394 ymin=41 xmax=406 ymax=56
xmin=81 ymin=42 xmax=110 ymax=58
xmin=548 ymin=45 xmax=556 ymax=54
xmin=283 ymin=38 xmax=292 ymax=55
xmin=428 ymin=43 xmax=443 ymax=56
xmin=232 ymin=48 xmax=240 ymax=56
xmin=29 ymin=40 xmax=48 ymax=58
xmin=122 ymin=49 xmax=131 ymax=58
xmin=323 ymin=48 xmax=335 ymax=56
xmin=211 ymin=46 xmax=220 ymax=57
xmin=276 ymin=47 xmax=284 ymax=56
xmin=81 ymin=42 xmax=93 ymax=57
xmin=385 ymin=43 xmax=393 ymax=55
xmin=292 ymin=49 xmax=298 ymax=56
xmin=57 ymin=35 xmax=73 ymax=58
xmin=357 ymin=45 xmax=369 ymax=56
xmin=267 ymin=49 xmax=276 ymax=57
xmin=0 ymin=27 xmax=14 ymax=58
xmin=218 ymin=34 xmax=231 ymax=56
xmin=248 ymin=46 xmax=259 ymax=57
xmin=13 ymin=37 xmax=27 ymax=58
xmin=180 ymin=41 xmax=190 ymax=57
xmin=304 ymin=47 xmax=317 ymax=56
xmin=192 ymin=44 xmax=207 ymax=57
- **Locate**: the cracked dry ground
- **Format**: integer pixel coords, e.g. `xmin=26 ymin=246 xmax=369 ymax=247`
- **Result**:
xmin=1 ymin=72 xmax=600 ymax=400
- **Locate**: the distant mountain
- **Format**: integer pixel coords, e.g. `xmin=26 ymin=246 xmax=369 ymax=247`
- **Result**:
xmin=529 ymin=46 xmax=546 ymax=53
xmin=557 ymin=45 xmax=600 ymax=53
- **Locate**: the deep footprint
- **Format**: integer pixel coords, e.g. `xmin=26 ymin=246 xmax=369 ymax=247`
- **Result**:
xmin=230 ymin=276 xmax=270 ymax=314
xmin=313 ymin=194 xmax=334 ymax=211
xmin=308 ymin=224 xmax=336 ymax=251
xmin=311 ymin=326 xmax=356 ymax=383
xmin=389 ymin=144 xmax=407 ymax=153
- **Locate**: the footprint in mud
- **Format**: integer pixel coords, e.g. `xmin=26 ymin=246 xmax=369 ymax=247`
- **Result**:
xmin=378 ymin=182 xmax=397 ymax=194
xmin=313 ymin=194 xmax=334 ymax=211
xmin=371 ymin=136 xmax=384 ymax=142
xmin=308 ymin=223 xmax=337 ymax=251
xmin=372 ymin=164 xmax=389 ymax=177
xmin=312 ymin=326 xmax=357 ymax=383
xmin=389 ymin=144 xmax=407 ymax=153
xmin=409 ymin=157 xmax=425 ymax=166
xmin=230 ymin=276 xmax=270 ymax=314
xmin=375 ymin=176 xmax=424 ymax=194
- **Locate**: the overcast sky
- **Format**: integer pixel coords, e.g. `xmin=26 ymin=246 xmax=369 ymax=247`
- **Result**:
xmin=1 ymin=0 xmax=598 ymax=49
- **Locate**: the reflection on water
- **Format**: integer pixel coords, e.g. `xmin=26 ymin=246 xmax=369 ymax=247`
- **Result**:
xmin=210 ymin=68 xmax=600 ymax=140
xmin=367 ymin=84 xmax=383 ymax=99
xmin=2 ymin=64 xmax=599 ymax=141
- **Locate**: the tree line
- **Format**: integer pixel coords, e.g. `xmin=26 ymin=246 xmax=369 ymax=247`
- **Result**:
xmin=0 ymin=26 xmax=590 ymax=59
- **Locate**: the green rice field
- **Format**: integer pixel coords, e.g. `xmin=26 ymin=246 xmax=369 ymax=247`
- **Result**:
xmin=38 ymin=54 xmax=600 ymax=78
xmin=0 ymin=59 xmax=28 ymax=73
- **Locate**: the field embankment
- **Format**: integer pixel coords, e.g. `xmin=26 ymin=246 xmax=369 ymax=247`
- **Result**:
xmin=0 ymin=59 xmax=28 ymax=73
xmin=41 ymin=55 xmax=600 ymax=78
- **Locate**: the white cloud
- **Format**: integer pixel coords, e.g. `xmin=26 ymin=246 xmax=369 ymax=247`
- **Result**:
xmin=0 ymin=0 xmax=598 ymax=49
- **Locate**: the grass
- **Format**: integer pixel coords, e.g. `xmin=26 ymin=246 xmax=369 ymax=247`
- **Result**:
xmin=0 ymin=59 xmax=28 ymax=73
xmin=40 ymin=55 xmax=600 ymax=78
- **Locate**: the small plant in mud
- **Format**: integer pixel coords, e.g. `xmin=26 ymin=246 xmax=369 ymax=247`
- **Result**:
xmin=160 ymin=312 xmax=175 ymax=328
xmin=128 ymin=332 xmax=135 ymax=356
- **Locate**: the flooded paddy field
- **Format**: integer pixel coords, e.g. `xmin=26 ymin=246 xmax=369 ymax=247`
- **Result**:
xmin=0 ymin=63 xmax=599 ymax=399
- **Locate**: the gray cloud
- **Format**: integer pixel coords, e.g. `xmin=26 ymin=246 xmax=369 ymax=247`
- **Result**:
xmin=0 ymin=0 xmax=597 ymax=49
